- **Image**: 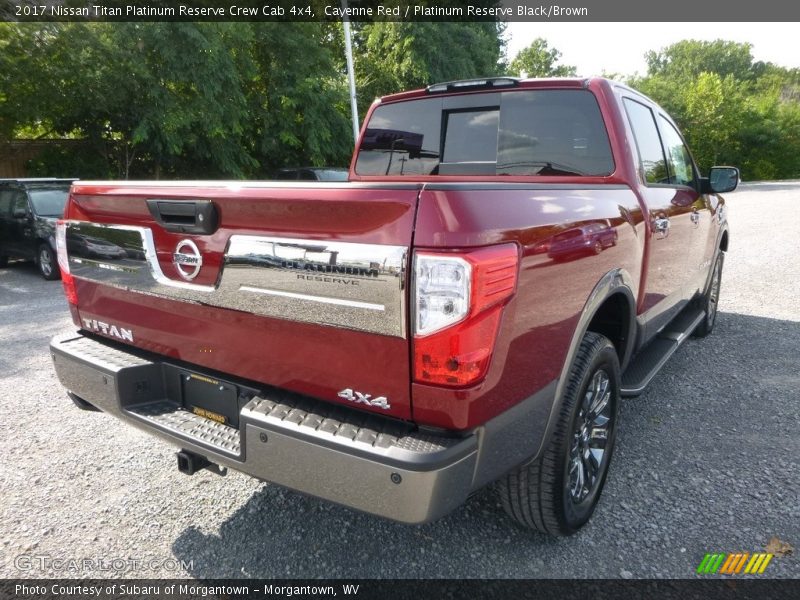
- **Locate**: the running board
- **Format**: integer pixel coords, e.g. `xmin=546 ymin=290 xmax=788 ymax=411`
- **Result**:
xmin=620 ymin=306 xmax=705 ymax=396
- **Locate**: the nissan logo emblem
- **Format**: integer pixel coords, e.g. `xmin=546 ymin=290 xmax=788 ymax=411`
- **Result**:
xmin=172 ymin=239 xmax=202 ymax=281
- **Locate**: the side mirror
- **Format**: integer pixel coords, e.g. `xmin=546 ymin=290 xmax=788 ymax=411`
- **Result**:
xmin=12 ymin=207 xmax=29 ymax=219
xmin=703 ymin=166 xmax=740 ymax=194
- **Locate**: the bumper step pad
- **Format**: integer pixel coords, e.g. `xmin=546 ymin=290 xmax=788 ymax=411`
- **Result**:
xmin=128 ymin=402 xmax=241 ymax=456
xmin=126 ymin=393 xmax=458 ymax=463
xmin=243 ymin=394 xmax=458 ymax=459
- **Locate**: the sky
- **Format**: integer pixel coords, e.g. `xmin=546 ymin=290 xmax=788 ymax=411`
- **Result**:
xmin=504 ymin=22 xmax=800 ymax=77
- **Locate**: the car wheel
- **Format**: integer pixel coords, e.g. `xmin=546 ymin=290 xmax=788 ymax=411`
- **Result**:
xmin=497 ymin=332 xmax=620 ymax=535
xmin=592 ymin=241 xmax=603 ymax=254
xmin=692 ymin=252 xmax=724 ymax=338
xmin=37 ymin=243 xmax=60 ymax=280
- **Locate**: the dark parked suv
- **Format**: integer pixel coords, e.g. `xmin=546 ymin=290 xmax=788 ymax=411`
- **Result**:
xmin=0 ymin=178 xmax=74 ymax=279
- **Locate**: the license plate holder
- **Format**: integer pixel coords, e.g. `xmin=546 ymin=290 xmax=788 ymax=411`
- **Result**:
xmin=181 ymin=372 xmax=239 ymax=428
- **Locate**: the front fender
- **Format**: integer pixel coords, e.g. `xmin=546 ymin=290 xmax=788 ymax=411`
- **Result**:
xmin=34 ymin=218 xmax=57 ymax=250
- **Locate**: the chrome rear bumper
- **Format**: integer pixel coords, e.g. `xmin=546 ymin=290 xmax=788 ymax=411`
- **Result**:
xmin=50 ymin=332 xmax=477 ymax=524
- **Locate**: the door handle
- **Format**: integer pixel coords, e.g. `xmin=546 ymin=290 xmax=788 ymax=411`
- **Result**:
xmin=653 ymin=217 xmax=670 ymax=235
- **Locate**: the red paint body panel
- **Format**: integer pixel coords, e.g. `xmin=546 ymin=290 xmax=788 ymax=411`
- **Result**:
xmin=74 ymin=280 xmax=413 ymax=418
xmin=66 ymin=184 xmax=420 ymax=420
xmin=411 ymin=186 xmax=645 ymax=429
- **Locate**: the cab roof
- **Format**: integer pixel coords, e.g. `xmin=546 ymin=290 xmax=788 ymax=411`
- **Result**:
xmin=377 ymin=76 xmax=605 ymax=104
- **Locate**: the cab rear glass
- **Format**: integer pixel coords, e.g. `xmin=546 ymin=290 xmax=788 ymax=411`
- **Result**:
xmin=355 ymin=89 xmax=614 ymax=177
xmin=29 ymin=188 xmax=70 ymax=217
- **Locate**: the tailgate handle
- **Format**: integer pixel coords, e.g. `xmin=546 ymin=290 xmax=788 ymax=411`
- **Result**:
xmin=146 ymin=199 xmax=219 ymax=235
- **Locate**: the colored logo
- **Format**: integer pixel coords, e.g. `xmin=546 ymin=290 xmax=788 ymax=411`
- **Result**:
xmin=697 ymin=552 xmax=774 ymax=575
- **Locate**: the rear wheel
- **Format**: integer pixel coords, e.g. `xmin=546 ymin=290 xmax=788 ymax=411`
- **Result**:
xmin=497 ymin=332 xmax=620 ymax=535
xmin=37 ymin=243 xmax=60 ymax=280
xmin=692 ymin=252 xmax=724 ymax=338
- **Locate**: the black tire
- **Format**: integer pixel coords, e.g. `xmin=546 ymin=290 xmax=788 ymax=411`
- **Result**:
xmin=497 ymin=332 xmax=620 ymax=535
xmin=37 ymin=243 xmax=60 ymax=280
xmin=692 ymin=252 xmax=724 ymax=338
xmin=68 ymin=392 xmax=100 ymax=412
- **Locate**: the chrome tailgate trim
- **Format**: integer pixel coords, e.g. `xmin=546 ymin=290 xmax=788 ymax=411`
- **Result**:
xmin=64 ymin=221 xmax=407 ymax=337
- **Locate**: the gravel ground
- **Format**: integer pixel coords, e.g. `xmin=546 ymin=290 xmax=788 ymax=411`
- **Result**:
xmin=0 ymin=182 xmax=798 ymax=579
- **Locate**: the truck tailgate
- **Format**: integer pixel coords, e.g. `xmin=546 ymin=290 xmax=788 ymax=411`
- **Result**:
xmin=63 ymin=181 xmax=419 ymax=420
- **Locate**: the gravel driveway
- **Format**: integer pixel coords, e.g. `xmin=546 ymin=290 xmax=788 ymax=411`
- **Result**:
xmin=0 ymin=182 xmax=797 ymax=579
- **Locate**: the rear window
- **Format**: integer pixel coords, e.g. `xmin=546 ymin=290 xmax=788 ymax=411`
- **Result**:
xmin=355 ymin=90 xmax=614 ymax=177
xmin=553 ymin=229 xmax=583 ymax=241
xmin=28 ymin=188 xmax=69 ymax=217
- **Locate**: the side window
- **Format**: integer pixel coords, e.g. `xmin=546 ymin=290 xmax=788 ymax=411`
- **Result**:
xmin=10 ymin=191 xmax=29 ymax=216
xmin=0 ymin=189 xmax=13 ymax=216
xmin=658 ymin=116 xmax=696 ymax=187
xmin=623 ymin=98 xmax=668 ymax=185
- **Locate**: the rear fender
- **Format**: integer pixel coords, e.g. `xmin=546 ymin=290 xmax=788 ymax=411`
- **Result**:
xmin=524 ymin=268 xmax=636 ymax=465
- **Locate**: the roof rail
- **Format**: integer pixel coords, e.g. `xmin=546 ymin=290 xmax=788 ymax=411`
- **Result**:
xmin=0 ymin=178 xmax=77 ymax=183
xmin=426 ymin=77 xmax=520 ymax=94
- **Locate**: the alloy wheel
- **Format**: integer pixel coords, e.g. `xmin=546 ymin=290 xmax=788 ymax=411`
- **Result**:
xmin=568 ymin=368 xmax=614 ymax=503
xmin=39 ymin=247 xmax=53 ymax=277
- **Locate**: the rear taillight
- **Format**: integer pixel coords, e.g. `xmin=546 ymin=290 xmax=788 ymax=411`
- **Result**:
xmin=56 ymin=220 xmax=77 ymax=305
xmin=414 ymin=255 xmax=471 ymax=335
xmin=413 ymin=244 xmax=518 ymax=387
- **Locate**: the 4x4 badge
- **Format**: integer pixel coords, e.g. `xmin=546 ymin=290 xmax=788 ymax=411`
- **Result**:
xmin=337 ymin=388 xmax=390 ymax=410
xmin=173 ymin=239 xmax=202 ymax=280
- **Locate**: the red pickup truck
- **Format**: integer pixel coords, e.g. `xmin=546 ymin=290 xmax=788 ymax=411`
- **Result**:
xmin=50 ymin=77 xmax=738 ymax=536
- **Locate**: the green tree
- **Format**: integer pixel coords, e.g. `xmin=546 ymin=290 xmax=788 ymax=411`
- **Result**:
xmin=737 ymin=76 xmax=800 ymax=179
xmin=355 ymin=21 xmax=505 ymax=115
xmin=0 ymin=23 xmax=258 ymax=178
xmin=507 ymin=38 xmax=576 ymax=77
xmin=644 ymin=39 xmax=762 ymax=82
xmin=246 ymin=23 xmax=353 ymax=172
xmin=683 ymin=72 xmax=745 ymax=169
xmin=120 ymin=23 xmax=258 ymax=178
xmin=632 ymin=39 xmax=800 ymax=179
xmin=0 ymin=20 xmax=512 ymax=178
xmin=0 ymin=22 xmax=356 ymax=177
